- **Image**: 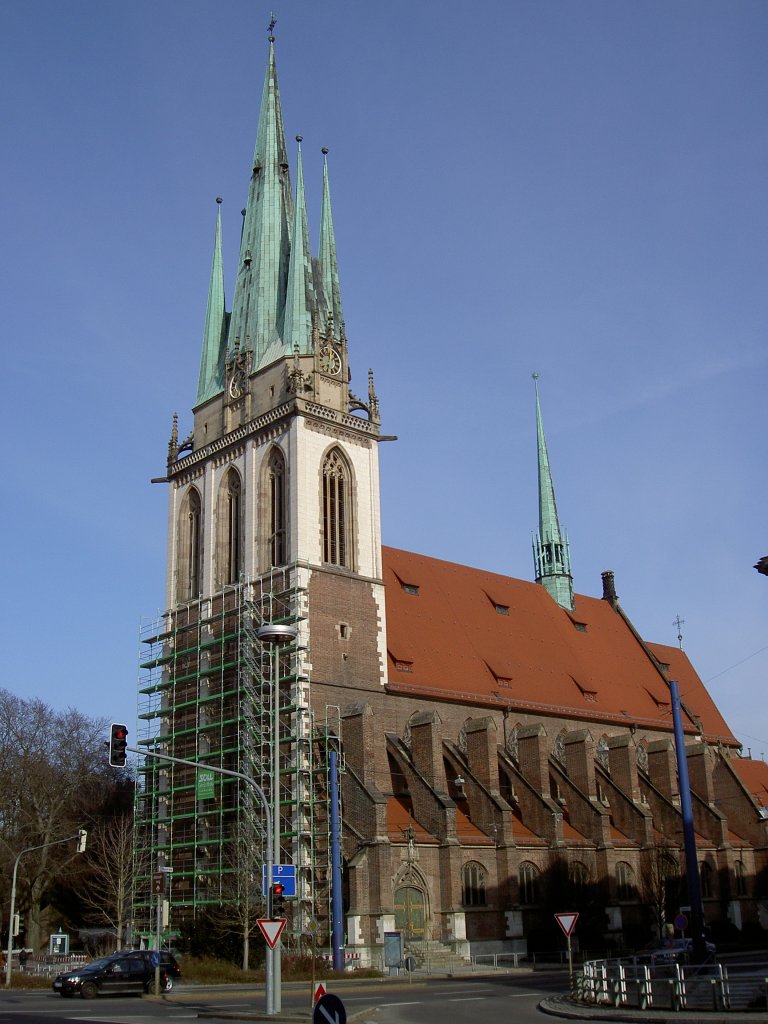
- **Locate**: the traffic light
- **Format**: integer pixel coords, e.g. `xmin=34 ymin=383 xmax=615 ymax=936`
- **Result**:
xmin=77 ymin=829 xmax=87 ymax=853
xmin=109 ymin=723 xmax=128 ymax=767
xmin=271 ymin=881 xmax=285 ymax=918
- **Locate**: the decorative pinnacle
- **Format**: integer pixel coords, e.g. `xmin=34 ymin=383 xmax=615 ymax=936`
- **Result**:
xmin=296 ymin=134 xmax=303 ymax=143
xmin=322 ymin=147 xmax=329 ymax=155
xmin=532 ymin=371 xmax=540 ymax=381
xmin=216 ymin=196 xmax=222 ymax=204
xmin=268 ymin=12 xmax=276 ymax=41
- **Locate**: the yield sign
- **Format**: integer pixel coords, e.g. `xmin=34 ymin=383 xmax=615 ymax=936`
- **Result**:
xmin=257 ymin=918 xmax=287 ymax=949
xmin=555 ymin=912 xmax=578 ymax=937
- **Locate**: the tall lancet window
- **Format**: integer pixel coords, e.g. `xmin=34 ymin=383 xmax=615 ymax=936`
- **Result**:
xmin=177 ymin=486 xmax=202 ymax=602
xmin=216 ymin=468 xmax=243 ymax=587
xmin=322 ymin=447 xmax=350 ymax=568
xmin=268 ymin=447 xmax=287 ymax=566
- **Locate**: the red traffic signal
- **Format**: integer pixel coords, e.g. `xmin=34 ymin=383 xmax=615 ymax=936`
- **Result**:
xmin=109 ymin=723 xmax=128 ymax=767
xmin=270 ymin=880 xmax=286 ymax=918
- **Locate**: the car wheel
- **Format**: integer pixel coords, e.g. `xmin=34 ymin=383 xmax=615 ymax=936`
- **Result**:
xmin=81 ymin=982 xmax=98 ymax=1000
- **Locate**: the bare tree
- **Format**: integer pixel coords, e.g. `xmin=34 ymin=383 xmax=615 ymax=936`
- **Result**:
xmin=207 ymin=835 xmax=267 ymax=970
xmin=640 ymin=843 xmax=680 ymax=939
xmin=0 ymin=690 xmax=122 ymax=950
xmin=75 ymin=814 xmax=142 ymax=950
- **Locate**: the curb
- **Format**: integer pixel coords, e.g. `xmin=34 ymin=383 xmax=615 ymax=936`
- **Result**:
xmin=538 ymin=996 xmax=758 ymax=1024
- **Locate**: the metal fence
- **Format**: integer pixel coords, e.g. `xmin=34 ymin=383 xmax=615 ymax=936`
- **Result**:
xmin=577 ymin=957 xmax=768 ymax=1012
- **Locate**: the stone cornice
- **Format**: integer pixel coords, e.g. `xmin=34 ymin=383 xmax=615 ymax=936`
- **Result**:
xmin=168 ymin=398 xmax=379 ymax=480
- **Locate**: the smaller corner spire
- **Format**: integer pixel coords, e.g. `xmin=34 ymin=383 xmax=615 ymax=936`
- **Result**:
xmin=195 ymin=198 xmax=227 ymax=406
xmin=531 ymin=372 xmax=574 ymax=611
xmin=282 ymin=135 xmax=315 ymax=355
xmin=318 ymin=146 xmax=344 ymax=342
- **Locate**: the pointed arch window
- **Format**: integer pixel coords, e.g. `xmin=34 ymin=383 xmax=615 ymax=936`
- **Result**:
xmin=462 ymin=861 xmax=487 ymax=907
xmin=616 ymin=861 xmax=635 ymax=900
xmin=267 ymin=447 xmax=287 ymax=566
xmin=322 ymin=447 xmax=350 ymax=568
xmin=519 ymin=861 xmax=539 ymax=905
xmin=177 ymin=486 xmax=202 ymax=602
xmin=216 ymin=468 xmax=243 ymax=587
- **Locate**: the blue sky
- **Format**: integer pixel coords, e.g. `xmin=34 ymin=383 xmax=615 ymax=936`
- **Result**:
xmin=2 ymin=1 xmax=766 ymax=755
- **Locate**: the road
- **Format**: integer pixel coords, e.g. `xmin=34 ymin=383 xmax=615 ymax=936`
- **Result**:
xmin=0 ymin=971 xmax=569 ymax=1024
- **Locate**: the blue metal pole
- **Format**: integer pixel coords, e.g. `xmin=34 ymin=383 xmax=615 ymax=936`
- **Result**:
xmin=669 ymin=679 xmax=706 ymax=961
xmin=329 ymin=749 xmax=344 ymax=970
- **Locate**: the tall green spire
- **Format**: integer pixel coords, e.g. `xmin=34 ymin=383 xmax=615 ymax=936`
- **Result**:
xmin=318 ymin=148 xmax=343 ymax=341
xmin=228 ymin=38 xmax=293 ymax=372
xmin=195 ymin=199 xmax=227 ymax=406
xmin=281 ymin=137 xmax=315 ymax=355
xmin=532 ymin=373 xmax=574 ymax=610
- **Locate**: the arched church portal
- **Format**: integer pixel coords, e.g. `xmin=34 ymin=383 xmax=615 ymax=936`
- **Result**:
xmin=394 ymin=885 xmax=427 ymax=940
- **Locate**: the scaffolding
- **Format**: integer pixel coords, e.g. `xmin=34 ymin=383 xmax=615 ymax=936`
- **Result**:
xmin=132 ymin=563 xmax=342 ymax=955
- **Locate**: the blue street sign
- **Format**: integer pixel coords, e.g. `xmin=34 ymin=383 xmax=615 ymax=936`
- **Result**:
xmin=314 ymin=993 xmax=346 ymax=1024
xmin=262 ymin=863 xmax=296 ymax=897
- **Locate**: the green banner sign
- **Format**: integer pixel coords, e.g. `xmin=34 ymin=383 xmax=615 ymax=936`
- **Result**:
xmin=196 ymin=769 xmax=215 ymax=801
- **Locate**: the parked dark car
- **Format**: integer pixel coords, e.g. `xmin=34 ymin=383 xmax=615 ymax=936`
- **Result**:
xmin=52 ymin=952 xmax=177 ymax=998
xmin=636 ymin=937 xmax=716 ymax=964
xmin=124 ymin=949 xmax=181 ymax=978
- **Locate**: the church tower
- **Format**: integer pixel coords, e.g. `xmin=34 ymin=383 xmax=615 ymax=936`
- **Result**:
xmin=531 ymin=373 xmax=574 ymax=610
xmin=136 ymin=34 xmax=387 ymax=940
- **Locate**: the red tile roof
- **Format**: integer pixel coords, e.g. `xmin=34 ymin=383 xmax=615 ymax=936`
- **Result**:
xmin=382 ymin=547 xmax=738 ymax=746
xmin=729 ymin=757 xmax=768 ymax=810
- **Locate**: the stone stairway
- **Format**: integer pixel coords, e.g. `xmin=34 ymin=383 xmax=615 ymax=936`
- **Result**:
xmin=404 ymin=939 xmax=472 ymax=972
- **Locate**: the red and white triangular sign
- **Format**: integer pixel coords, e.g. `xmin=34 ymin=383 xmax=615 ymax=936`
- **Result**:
xmin=313 ymin=982 xmax=327 ymax=1004
xmin=555 ymin=912 xmax=578 ymax=937
xmin=257 ymin=918 xmax=287 ymax=949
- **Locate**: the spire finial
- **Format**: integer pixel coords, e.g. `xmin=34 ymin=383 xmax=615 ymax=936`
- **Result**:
xmin=216 ymin=196 xmax=222 ymax=204
xmin=268 ymin=12 xmax=276 ymax=42
xmin=673 ymin=614 xmax=685 ymax=649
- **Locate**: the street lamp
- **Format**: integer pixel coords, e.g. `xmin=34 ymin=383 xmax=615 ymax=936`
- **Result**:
xmin=255 ymin=621 xmax=298 ymax=1015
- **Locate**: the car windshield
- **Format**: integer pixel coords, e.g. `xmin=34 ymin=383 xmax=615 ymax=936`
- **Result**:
xmin=85 ymin=957 xmax=117 ymax=970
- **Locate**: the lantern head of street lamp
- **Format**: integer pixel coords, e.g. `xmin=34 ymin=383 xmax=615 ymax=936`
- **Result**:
xmin=256 ymin=623 xmax=298 ymax=645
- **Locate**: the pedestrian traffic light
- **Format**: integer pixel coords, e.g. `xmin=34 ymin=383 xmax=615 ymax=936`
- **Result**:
xmin=271 ymin=881 xmax=285 ymax=918
xmin=109 ymin=723 xmax=128 ymax=767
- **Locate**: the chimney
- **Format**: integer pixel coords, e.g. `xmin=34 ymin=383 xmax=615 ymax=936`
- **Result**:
xmin=601 ymin=569 xmax=619 ymax=607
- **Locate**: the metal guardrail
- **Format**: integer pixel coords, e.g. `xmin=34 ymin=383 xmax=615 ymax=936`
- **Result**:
xmin=576 ymin=957 xmax=768 ymax=1012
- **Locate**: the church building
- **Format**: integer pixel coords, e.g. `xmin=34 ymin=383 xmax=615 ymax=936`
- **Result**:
xmin=134 ymin=36 xmax=768 ymax=962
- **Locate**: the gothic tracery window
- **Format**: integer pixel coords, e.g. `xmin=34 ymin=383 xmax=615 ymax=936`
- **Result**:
xmin=322 ymin=447 xmax=350 ymax=568
xmin=216 ymin=468 xmax=243 ymax=587
xmin=462 ymin=861 xmax=487 ymax=907
xmin=177 ymin=486 xmax=202 ymax=602
xmin=267 ymin=447 xmax=287 ymax=566
xmin=519 ymin=861 xmax=539 ymax=904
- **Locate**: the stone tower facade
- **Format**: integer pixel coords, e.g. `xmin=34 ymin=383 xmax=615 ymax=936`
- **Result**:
xmin=135 ymin=37 xmax=388 ymax=945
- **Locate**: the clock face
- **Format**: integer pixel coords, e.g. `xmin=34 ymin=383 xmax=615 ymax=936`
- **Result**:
xmin=320 ymin=346 xmax=342 ymax=376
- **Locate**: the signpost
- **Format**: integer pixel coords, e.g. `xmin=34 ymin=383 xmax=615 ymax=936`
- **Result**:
xmin=555 ymin=912 xmax=579 ymax=985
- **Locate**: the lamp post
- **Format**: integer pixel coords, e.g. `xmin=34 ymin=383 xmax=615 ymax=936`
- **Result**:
xmin=256 ymin=622 xmax=298 ymax=1015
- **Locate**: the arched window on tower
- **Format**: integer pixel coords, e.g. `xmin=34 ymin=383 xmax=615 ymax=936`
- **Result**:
xmin=177 ymin=486 xmax=202 ymax=602
xmin=267 ymin=447 xmax=287 ymax=567
xmin=322 ymin=447 xmax=351 ymax=568
xmin=216 ymin=468 xmax=243 ymax=587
